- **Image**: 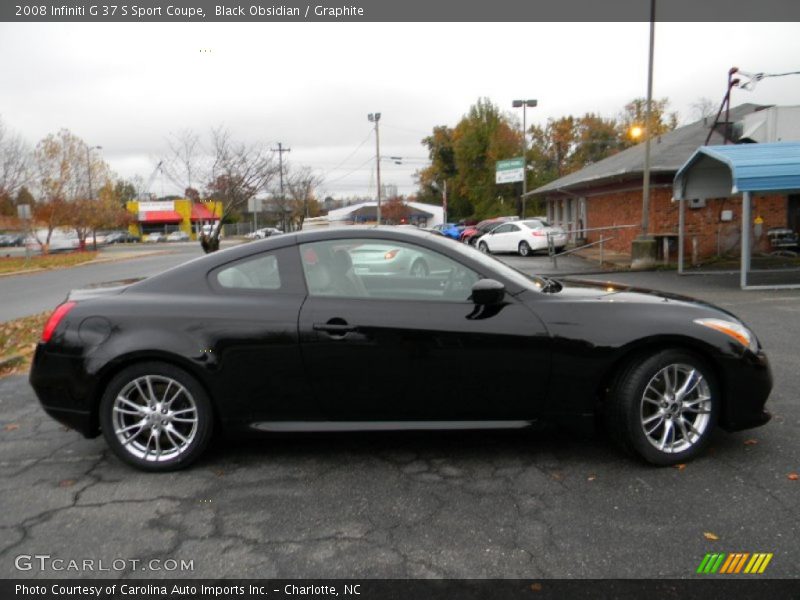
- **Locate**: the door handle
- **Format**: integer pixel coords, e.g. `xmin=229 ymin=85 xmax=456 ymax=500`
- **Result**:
xmin=313 ymin=319 xmax=356 ymax=336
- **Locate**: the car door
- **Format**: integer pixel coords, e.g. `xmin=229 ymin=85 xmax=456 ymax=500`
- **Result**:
xmin=296 ymin=237 xmax=551 ymax=421
xmin=205 ymin=246 xmax=318 ymax=422
xmin=486 ymin=223 xmax=513 ymax=252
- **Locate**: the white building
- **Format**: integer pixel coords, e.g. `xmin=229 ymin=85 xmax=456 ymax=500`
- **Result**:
xmin=312 ymin=200 xmax=444 ymax=229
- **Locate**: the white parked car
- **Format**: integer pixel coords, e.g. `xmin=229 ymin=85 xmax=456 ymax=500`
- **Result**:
xmin=143 ymin=232 xmax=165 ymax=243
xmin=25 ymin=228 xmax=80 ymax=252
xmin=166 ymin=231 xmax=190 ymax=242
xmin=246 ymin=227 xmax=283 ymax=240
xmin=476 ymin=219 xmax=567 ymax=257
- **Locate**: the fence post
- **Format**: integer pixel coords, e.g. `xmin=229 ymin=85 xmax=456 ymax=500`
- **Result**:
xmin=599 ymin=237 xmax=605 ymax=266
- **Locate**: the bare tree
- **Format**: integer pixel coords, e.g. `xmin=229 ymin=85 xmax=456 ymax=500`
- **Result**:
xmin=162 ymin=129 xmax=205 ymax=192
xmin=286 ymin=165 xmax=324 ymax=229
xmin=690 ymin=97 xmax=717 ymax=122
xmin=0 ymin=117 xmax=32 ymax=199
xmin=203 ymin=128 xmax=279 ymax=252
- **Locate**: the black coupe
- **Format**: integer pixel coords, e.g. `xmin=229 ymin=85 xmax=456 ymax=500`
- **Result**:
xmin=30 ymin=227 xmax=772 ymax=471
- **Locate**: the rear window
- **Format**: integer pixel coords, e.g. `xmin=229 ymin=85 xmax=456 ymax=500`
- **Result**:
xmin=216 ymin=254 xmax=281 ymax=290
xmin=522 ymin=220 xmax=550 ymax=229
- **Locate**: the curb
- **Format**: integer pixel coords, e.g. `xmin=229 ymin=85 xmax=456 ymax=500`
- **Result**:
xmin=0 ymin=250 xmax=172 ymax=279
xmin=0 ymin=355 xmax=25 ymax=371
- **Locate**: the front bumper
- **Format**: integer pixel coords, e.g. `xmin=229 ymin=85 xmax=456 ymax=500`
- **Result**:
xmin=718 ymin=349 xmax=773 ymax=432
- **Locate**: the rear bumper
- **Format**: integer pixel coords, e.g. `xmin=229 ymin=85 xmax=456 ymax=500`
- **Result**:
xmin=29 ymin=344 xmax=100 ymax=438
xmin=718 ymin=349 xmax=773 ymax=432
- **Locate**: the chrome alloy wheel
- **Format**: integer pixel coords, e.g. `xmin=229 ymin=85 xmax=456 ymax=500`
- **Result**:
xmin=639 ymin=363 xmax=712 ymax=454
xmin=112 ymin=375 xmax=199 ymax=462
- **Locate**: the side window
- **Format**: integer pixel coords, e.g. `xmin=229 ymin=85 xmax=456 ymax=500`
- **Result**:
xmin=299 ymin=239 xmax=480 ymax=302
xmin=493 ymin=224 xmax=512 ymax=234
xmin=215 ymin=253 xmax=282 ymax=290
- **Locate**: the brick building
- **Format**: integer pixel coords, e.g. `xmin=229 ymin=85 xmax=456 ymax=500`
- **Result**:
xmin=527 ymin=104 xmax=799 ymax=261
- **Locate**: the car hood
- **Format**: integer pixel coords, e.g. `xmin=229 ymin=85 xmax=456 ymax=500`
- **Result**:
xmin=553 ymin=277 xmax=739 ymax=317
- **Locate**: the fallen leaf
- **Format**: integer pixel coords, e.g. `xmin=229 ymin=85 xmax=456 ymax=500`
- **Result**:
xmin=788 ymin=473 xmax=799 ymax=481
xmin=530 ymin=583 xmax=543 ymax=592
xmin=550 ymin=472 xmax=563 ymax=481
xmin=744 ymin=439 xmax=758 ymax=446
xmin=213 ymin=469 xmax=225 ymax=477
xmin=3 ymin=423 xmax=19 ymax=432
xmin=587 ymin=475 xmax=596 ymax=481
xmin=703 ymin=532 xmax=720 ymax=541
xmin=674 ymin=463 xmax=687 ymax=471
xmin=58 ymin=479 xmax=76 ymax=488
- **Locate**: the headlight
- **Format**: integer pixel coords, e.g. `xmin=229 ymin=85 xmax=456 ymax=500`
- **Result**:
xmin=694 ymin=318 xmax=758 ymax=352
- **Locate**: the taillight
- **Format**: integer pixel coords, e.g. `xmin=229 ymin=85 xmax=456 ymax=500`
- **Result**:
xmin=41 ymin=302 xmax=76 ymax=342
xmin=384 ymin=249 xmax=399 ymax=260
xmin=531 ymin=230 xmax=545 ymax=237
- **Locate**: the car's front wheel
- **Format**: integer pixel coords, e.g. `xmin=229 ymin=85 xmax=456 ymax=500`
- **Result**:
xmin=410 ymin=259 xmax=429 ymax=277
xmin=478 ymin=241 xmax=490 ymax=253
xmin=99 ymin=362 xmax=214 ymax=471
xmin=518 ymin=241 xmax=532 ymax=257
xmin=606 ymin=350 xmax=718 ymax=465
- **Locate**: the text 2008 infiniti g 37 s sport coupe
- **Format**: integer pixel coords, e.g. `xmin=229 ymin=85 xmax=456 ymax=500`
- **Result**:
xmin=30 ymin=227 xmax=771 ymax=471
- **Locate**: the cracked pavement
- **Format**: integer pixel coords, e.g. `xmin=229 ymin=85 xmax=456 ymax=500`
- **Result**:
xmin=0 ymin=270 xmax=798 ymax=579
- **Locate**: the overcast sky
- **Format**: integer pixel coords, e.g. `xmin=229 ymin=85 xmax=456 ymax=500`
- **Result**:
xmin=1 ymin=22 xmax=798 ymax=199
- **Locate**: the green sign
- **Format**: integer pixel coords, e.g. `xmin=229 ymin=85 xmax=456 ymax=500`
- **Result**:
xmin=495 ymin=157 xmax=524 ymax=184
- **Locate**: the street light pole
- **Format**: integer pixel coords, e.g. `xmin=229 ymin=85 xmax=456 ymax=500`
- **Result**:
xmin=85 ymin=144 xmax=102 ymax=251
xmin=368 ymin=112 xmax=382 ymax=225
xmin=512 ymin=99 xmax=537 ymax=218
xmin=85 ymin=144 xmax=102 ymax=200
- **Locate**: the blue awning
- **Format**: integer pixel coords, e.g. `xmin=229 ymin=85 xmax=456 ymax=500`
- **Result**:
xmin=673 ymin=141 xmax=800 ymax=200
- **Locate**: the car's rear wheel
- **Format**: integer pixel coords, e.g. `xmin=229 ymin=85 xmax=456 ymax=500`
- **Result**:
xmin=99 ymin=362 xmax=213 ymax=471
xmin=605 ymin=350 xmax=718 ymax=465
xmin=478 ymin=241 xmax=490 ymax=253
xmin=518 ymin=241 xmax=532 ymax=257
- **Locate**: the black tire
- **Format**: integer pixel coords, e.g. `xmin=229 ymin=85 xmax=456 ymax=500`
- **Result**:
xmin=518 ymin=241 xmax=532 ymax=257
xmin=99 ymin=362 xmax=214 ymax=471
xmin=478 ymin=241 xmax=490 ymax=254
xmin=605 ymin=350 xmax=719 ymax=466
xmin=409 ymin=259 xmax=429 ymax=277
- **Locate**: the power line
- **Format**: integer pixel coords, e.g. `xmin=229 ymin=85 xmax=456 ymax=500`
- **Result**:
xmin=323 ymin=155 xmax=375 ymax=184
xmin=322 ymin=130 xmax=374 ymax=175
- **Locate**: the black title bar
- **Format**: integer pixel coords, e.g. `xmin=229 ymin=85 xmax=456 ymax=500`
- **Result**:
xmin=4 ymin=0 xmax=800 ymax=22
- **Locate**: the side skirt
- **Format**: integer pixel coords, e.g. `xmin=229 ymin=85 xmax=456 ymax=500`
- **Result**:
xmin=251 ymin=420 xmax=534 ymax=433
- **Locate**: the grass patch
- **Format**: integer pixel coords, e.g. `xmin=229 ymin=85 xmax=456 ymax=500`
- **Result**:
xmin=0 ymin=251 xmax=98 ymax=275
xmin=0 ymin=312 xmax=49 ymax=378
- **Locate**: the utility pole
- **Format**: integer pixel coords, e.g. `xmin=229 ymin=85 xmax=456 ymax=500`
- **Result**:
xmin=442 ymin=180 xmax=448 ymax=225
xmin=631 ymin=0 xmax=658 ymax=269
xmin=368 ymin=113 xmax=382 ymax=225
xmin=271 ymin=142 xmax=291 ymax=230
xmin=641 ymin=0 xmax=656 ymax=237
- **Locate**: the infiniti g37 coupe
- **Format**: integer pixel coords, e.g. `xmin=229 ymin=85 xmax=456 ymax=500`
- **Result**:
xmin=30 ymin=227 xmax=772 ymax=471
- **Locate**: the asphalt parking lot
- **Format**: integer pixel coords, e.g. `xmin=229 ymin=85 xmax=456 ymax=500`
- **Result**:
xmin=0 ymin=260 xmax=798 ymax=580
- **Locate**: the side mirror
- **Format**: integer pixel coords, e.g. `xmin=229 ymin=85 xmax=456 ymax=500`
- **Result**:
xmin=471 ymin=278 xmax=505 ymax=305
